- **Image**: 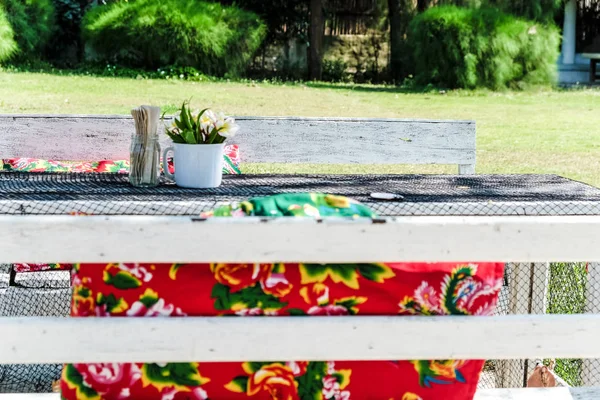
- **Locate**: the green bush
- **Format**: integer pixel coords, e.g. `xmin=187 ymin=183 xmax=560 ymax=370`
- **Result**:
xmin=0 ymin=7 xmax=16 ymax=62
xmin=409 ymin=6 xmax=560 ymax=89
xmin=0 ymin=0 xmax=56 ymax=59
xmin=46 ymin=0 xmax=92 ymax=65
xmin=322 ymin=59 xmax=349 ymax=83
xmin=83 ymin=0 xmax=267 ymax=77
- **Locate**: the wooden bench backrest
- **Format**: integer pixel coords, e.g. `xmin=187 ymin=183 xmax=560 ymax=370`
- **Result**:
xmin=0 ymin=114 xmax=476 ymax=174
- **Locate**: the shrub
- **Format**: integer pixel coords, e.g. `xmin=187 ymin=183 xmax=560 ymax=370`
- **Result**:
xmin=409 ymin=6 xmax=560 ymax=89
xmin=0 ymin=0 xmax=56 ymax=59
xmin=0 ymin=6 xmax=16 ymax=62
xmin=322 ymin=59 xmax=349 ymax=83
xmin=46 ymin=0 xmax=92 ymax=65
xmin=83 ymin=0 xmax=267 ymax=77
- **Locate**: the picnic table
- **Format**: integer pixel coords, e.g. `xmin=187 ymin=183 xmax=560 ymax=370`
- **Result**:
xmin=1 ymin=171 xmax=600 ymax=393
xmin=2 ymin=172 xmax=600 ymax=216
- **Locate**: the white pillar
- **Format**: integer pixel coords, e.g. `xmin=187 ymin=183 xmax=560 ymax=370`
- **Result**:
xmin=561 ymin=0 xmax=577 ymax=65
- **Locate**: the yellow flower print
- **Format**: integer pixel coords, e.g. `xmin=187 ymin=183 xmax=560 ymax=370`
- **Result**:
xmin=300 ymin=263 xmax=395 ymax=290
xmin=324 ymin=194 xmax=350 ymax=209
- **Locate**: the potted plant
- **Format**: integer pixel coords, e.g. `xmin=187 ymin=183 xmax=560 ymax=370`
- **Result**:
xmin=162 ymin=101 xmax=239 ymax=188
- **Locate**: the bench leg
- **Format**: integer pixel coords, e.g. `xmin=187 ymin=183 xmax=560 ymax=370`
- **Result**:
xmin=458 ymin=164 xmax=475 ymax=175
xmin=591 ymin=60 xmax=598 ymax=84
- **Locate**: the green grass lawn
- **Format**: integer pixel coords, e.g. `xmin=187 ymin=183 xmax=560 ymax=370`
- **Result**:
xmin=1 ymin=71 xmax=600 ymax=186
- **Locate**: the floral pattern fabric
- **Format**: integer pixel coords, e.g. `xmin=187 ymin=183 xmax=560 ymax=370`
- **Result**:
xmin=6 ymin=146 xmax=241 ymax=273
xmin=1 ymin=144 xmax=240 ymax=175
xmin=61 ymin=193 xmax=505 ymax=400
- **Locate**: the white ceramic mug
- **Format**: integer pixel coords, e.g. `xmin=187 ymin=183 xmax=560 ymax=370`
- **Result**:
xmin=162 ymin=143 xmax=224 ymax=188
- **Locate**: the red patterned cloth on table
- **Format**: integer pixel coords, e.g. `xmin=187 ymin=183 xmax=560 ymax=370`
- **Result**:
xmin=0 ymin=144 xmax=240 ymax=175
xmin=61 ymin=194 xmax=505 ymax=400
xmin=5 ymin=146 xmax=240 ymax=274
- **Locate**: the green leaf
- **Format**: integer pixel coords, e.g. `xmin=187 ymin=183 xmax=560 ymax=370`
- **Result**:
xmin=331 ymin=372 xmax=350 ymax=388
xmin=211 ymin=283 xmax=231 ymax=310
xmin=179 ymin=101 xmax=192 ymax=131
xmin=245 ymin=362 xmax=273 ymax=373
xmin=329 ymin=264 xmax=356 ymax=281
xmin=287 ymin=308 xmax=306 ymax=316
xmin=234 ymin=284 xmax=287 ymax=309
xmin=205 ymin=127 xmax=219 ymax=144
xmin=301 ymin=264 xmax=328 ymax=278
xmin=211 ymin=283 xmax=287 ymax=311
xmin=97 ymin=293 xmax=128 ymax=313
xmin=139 ymin=291 xmax=159 ymax=309
xmin=195 ymin=108 xmax=210 ymax=144
xmin=180 ymin=129 xmax=197 ymax=144
xmin=335 ymin=299 xmax=359 ymax=309
xmin=296 ymin=362 xmax=327 ymax=400
xmin=165 ymin=131 xmax=185 ymax=144
xmin=174 ymin=118 xmax=187 ymax=131
xmin=357 ymin=264 xmax=388 ymax=282
xmin=143 ymin=363 xmax=205 ymax=387
xmin=104 ymin=270 xmax=141 ymax=289
xmin=186 ymin=102 xmax=195 ymax=130
xmin=225 ymin=375 xmax=249 ymax=393
xmin=64 ymin=364 xmax=100 ymax=399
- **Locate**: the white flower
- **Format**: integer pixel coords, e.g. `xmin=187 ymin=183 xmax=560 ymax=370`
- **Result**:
xmin=216 ymin=116 xmax=240 ymax=138
xmin=126 ymin=298 xmax=185 ymax=317
xmin=199 ymin=109 xmax=217 ymax=132
xmin=117 ymin=263 xmax=153 ymax=283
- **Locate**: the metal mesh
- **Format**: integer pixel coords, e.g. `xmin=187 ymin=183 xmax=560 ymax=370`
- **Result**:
xmin=2 ymin=172 xmax=600 ymax=393
xmin=0 ymin=265 xmax=69 ymax=393
xmin=476 ymin=262 xmax=597 ymax=390
xmin=2 ymin=172 xmax=600 ymax=216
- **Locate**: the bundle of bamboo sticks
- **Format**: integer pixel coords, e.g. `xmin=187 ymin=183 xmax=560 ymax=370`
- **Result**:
xmin=130 ymin=105 xmax=161 ymax=187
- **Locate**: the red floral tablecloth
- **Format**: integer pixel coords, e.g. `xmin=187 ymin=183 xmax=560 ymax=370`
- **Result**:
xmin=58 ymin=194 xmax=504 ymax=400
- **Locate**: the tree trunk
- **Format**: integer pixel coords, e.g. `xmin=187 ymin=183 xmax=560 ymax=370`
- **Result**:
xmin=309 ymin=0 xmax=325 ymax=80
xmin=387 ymin=0 xmax=413 ymax=83
xmin=417 ymin=0 xmax=430 ymax=12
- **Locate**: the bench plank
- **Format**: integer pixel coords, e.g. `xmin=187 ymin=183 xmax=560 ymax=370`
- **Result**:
xmin=0 ymin=115 xmax=476 ymax=172
xmin=474 ymin=387 xmax=600 ymax=400
xmin=1 ymin=388 xmax=598 ymax=399
xmin=0 ymin=314 xmax=600 ymax=364
xmin=1 ymin=215 xmax=600 ymax=263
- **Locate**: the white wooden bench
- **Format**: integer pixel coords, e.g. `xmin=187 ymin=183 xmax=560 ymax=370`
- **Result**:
xmin=1 ymin=215 xmax=600 ymax=399
xmin=0 ymin=114 xmax=477 ymax=174
xmin=1 ymin=114 xmax=599 ymax=398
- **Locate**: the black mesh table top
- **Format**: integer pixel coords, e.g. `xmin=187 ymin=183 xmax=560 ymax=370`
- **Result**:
xmin=1 ymin=172 xmax=600 ymax=216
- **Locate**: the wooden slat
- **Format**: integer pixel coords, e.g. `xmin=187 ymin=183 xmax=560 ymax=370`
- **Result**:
xmin=1 ymin=215 xmax=600 ymax=263
xmin=0 ymin=388 xmax=598 ymax=399
xmin=475 ymin=387 xmax=600 ymax=400
xmin=0 ymin=314 xmax=600 ymax=364
xmin=0 ymin=115 xmax=476 ymax=167
xmin=3 ymin=200 xmax=600 ymax=217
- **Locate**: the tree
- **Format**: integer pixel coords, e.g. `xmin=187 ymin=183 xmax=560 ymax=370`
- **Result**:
xmin=417 ymin=0 xmax=431 ymax=12
xmin=387 ymin=0 xmax=414 ymax=83
xmin=309 ymin=0 xmax=324 ymax=80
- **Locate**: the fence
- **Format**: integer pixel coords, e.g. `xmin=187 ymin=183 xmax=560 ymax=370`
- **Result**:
xmin=1 ymin=215 xmax=600 ymax=398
